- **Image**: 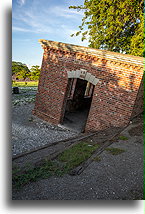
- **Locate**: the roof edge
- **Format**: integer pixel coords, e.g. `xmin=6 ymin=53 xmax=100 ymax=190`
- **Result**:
xmin=38 ymin=39 xmax=144 ymax=65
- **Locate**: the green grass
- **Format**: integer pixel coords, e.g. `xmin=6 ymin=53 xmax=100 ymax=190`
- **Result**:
xmin=12 ymin=160 xmax=67 ymax=189
xmin=12 ymin=141 xmax=100 ymax=189
xmin=12 ymin=81 xmax=38 ymax=87
xmin=58 ymin=141 xmax=99 ymax=170
xmin=105 ymin=147 xmax=126 ymax=155
xmin=118 ymin=135 xmax=128 ymax=141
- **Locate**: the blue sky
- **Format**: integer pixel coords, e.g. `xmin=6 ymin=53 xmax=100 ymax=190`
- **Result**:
xmin=12 ymin=0 xmax=89 ymax=68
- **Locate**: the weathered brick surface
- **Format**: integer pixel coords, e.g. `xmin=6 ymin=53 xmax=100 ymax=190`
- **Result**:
xmin=33 ymin=40 xmax=144 ymax=132
xmin=130 ymin=75 xmax=144 ymax=119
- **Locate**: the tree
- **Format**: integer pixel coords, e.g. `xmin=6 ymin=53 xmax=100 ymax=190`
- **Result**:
xmin=69 ymin=0 xmax=144 ymax=56
xmin=30 ymin=65 xmax=40 ymax=80
xmin=12 ymin=61 xmax=30 ymax=80
xmin=17 ymin=69 xmax=30 ymax=81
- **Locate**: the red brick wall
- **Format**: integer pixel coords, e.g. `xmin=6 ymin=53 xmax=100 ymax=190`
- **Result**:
xmin=33 ymin=40 xmax=144 ymax=132
xmin=130 ymin=75 xmax=144 ymax=119
xmin=33 ymin=48 xmax=68 ymax=125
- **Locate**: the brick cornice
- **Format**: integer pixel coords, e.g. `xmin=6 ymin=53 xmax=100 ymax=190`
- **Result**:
xmin=39 ymin=39 xmax=143 ymax=66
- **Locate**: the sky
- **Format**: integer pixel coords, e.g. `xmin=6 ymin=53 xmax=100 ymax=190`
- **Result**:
xmin=12 ymin=0 xmax=89 ymax=68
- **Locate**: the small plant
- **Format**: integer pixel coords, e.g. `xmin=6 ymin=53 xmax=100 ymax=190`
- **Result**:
xmin=105 ymin=147 xmax=125 ymax=155
xmin=93 ymin=156 xmax=101 ymax=162
xmin=118 ymin=135 xmax=128 ymax=141
xmin=24 ymin=162 xmax=33 ymax=170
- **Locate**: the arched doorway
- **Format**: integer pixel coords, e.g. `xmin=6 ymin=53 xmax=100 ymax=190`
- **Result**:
xmin=60 ymin=70 xmax=99 ymax=132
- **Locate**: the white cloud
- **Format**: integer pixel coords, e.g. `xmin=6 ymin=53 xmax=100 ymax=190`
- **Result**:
xmin=12 ymin=26 xmax=32 ymax=32
xmin=12 ymin=11 xmax=53 ymax=34
xmin=13 ymin=38 xmax=31 ymax=42
xmin=47 ymin=6 xmax=84 ymax=19
xmin=12 ymin=25 xmax=52 ymax=34
xmin=12 ymin=1 xmax=88 ymax=45
xmin=62 ymin=8 xmax=84 ymax=16
xmin=17 ymin=0 xmax=26 ymax=6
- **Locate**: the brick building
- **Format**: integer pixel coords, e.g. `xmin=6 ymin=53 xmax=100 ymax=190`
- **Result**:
xmin=33 ymin=39 xmax=144 ymax=132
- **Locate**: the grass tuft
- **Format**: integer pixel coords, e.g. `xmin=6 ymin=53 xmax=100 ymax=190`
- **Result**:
xmin=58 ymin=141 xmax=99 ymax=170
xmin=93 ymin=156 xmax=101 ymax=162
xmin=118 ymin=135 xmax=128 ymax=141
xmin=105 ymin=147 xmax=125 ymax=155
xmin=12 ymin=160 xmax=67 ymax=189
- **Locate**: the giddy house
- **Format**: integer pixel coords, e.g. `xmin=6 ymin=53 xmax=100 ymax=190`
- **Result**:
xmin=33 ymin=39 xmax=144 ymax=132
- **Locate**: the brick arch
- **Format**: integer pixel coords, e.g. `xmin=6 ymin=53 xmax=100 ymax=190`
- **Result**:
xmin=67 ymin=69 xmax=99 ymax=85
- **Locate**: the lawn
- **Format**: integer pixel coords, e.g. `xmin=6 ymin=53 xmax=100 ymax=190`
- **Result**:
xmin=12 ymin=81 xmax=38 ymax=87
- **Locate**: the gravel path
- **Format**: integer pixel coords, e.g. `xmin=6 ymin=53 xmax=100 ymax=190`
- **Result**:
xmin=12 ymin=120 xmax=143 ymax=200
xmin=12 ymin=103 xmax=78 ymax=156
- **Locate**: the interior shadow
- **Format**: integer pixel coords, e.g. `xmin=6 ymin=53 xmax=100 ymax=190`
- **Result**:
xmin=60 ymin=78 xmax=94 ymax=133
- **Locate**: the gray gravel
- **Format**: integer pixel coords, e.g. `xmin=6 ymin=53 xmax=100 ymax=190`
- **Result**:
xmin=12 ymin=121 xmax=143 ymax=200
xmin=12 ymin=114 xmax=143 ymax=200
xmin=12 ymin=103 xmax=78 ymax=156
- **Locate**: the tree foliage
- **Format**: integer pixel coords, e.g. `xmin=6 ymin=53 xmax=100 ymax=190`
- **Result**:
xmin=69 ymin=0 xmax=144 ymax=56
xmin=12 ymin=61 xmax=30 ymax=76
xmin=12 ymin=62 xmax=40 ymax=81
xmin=30 ymin=65 xmax=40 ymax=80
xmin=17 ymin=69 xmax=30 ymax=81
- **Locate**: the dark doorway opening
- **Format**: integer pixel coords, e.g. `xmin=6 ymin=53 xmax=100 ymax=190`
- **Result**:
xmin=61 ymin=78 xmax=94 ymax=132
